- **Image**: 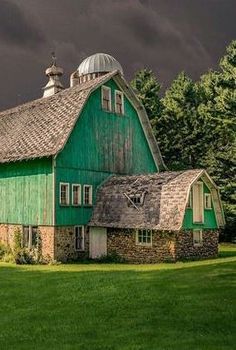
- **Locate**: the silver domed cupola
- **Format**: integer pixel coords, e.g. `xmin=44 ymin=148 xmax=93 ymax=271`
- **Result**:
xmin=70 ymin=53 xmax=123 ymax=87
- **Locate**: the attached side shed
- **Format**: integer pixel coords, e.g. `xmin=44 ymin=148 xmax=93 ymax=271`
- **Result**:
xmin=90 ymin=170 xmax=225 ymax=262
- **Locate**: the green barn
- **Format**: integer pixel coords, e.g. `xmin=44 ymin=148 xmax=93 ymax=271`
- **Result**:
xmin=0 ymin=53 xmax=225 ymax=262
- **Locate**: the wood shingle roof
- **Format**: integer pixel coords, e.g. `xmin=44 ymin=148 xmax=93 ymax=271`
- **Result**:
xmin=0 ymin=72 xmax=115 ymax=163
xmin=89 ymin=169 xmax=225 ymax=230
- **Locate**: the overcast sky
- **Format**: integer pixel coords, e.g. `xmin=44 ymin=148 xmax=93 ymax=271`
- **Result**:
xmin=0 ymin=0 xmax=235 ymax=111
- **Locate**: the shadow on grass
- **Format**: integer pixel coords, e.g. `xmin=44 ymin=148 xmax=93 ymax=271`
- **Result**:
xmin=218 ymin=243 xmax=236 ymax=258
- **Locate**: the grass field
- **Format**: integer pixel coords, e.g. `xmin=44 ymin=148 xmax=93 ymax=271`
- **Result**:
xmin=0 ymin=244 xmax=236 ymax=350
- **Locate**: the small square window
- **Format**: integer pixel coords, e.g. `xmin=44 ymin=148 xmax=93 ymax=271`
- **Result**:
xmin=60 ymin=183 xmax=69 ymax=205
xmin=136 ymin=229 xmax=152 ymax=246
xmin=75 ymin=226 xmax=85 ymax=251
xmin=193 ymin=230 xmax=203 ymax=246
xmin=83 ymin=185 xmax=93 ymax=205
xmin=204 ymin=193 xmax=212 ymax=209
xmin=72 ymin=184 xmax=81 ymax=206
xmin=115 ymin=90 xmax=124 ymax=114
xmin=102 ymin=86 xmax=111 ymax=111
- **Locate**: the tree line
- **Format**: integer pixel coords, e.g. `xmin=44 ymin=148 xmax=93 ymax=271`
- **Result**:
xmin=131 ymin=40 xmax=236 ymax=240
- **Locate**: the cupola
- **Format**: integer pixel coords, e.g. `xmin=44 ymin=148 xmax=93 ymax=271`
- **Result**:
xmin=70 ymin=53 xmax=123 ymax=87
xmin=43 ymin=53 xmax=64 ymax=98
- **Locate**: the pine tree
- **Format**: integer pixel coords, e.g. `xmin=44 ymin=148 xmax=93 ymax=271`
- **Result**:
xmin=130 ymin=69 xmax=162 ymax=124
xmin=156 ymin=72 xmax=203 ymax=169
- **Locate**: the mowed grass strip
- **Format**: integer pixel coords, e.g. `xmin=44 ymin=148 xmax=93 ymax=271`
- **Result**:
xmin=0 ymin=245 xmax=236 ymax=350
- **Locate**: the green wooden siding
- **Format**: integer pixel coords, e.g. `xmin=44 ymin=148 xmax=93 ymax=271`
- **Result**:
xmin=55 ymin=168 xmax=111 ymax=226
xmin=0 ymin=158 xmax=53 ymax=225
xmin=182 ymin=182 xmax=218 ymax=229
xmin=55 ymin=78 xmax=158 ymax=225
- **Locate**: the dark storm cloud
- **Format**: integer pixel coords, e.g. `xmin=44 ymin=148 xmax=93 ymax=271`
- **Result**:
xmin=0 ymin=0 xmax=236 ymax=111
xmin=0 ymin=0 xmax=45 ymax=48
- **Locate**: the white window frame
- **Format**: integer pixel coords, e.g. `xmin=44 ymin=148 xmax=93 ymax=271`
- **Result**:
xmin=83 ymin=185 xmax=93 ymax=206
xmin=60 ymin=182 xmax=70 ymax=206
xmin=101 ymin=85 xmax=112 ymax=112
xmin=192 ymin=181 xmax=204 ymax=223
xmin=204 ymin=193 xmax=212 ymax=209
xmin=75 ymin=226 xmax=85 ymax=251
xmin=193 ymin=229 xmax=203 ymax=247
xmin=136 ymin=229 xmax=152 ymax=247
xmin=72 ymin=184 xmax=81 ymax=206
xmin=115 ymin=90 xmax=124 ymax=115
xmin=22 ymin=225 xmax=38 ymax=249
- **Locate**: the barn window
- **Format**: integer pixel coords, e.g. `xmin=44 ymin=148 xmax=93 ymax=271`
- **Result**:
xmin=22 ymin=226 xmax=38 ymax=249
xmin=136 ymin=229 xmax=152 ymax=246
xmin=204 ymin=193 xmax=212 ymax=209
xmin=75 ymin=226 xmax=85 ymax=251
xmin=72 ymin=184 xmax=81 ymax=206
xmin=192 ymin=182 xmax=204 ymax=223
xmin=115 ymin=90 xmax=124 ymax=114
xmin=83 ymin=185 xmax=93 ymax=205
xmin=125 ymin=192 xmax=146 ymax=207
xmin=101 ymin=86 xmax=111 ymax=111
xmin=193 ymin=230 xmax=203 ymax=246
xmin=60 ymin=183 xmax=70 ymax=205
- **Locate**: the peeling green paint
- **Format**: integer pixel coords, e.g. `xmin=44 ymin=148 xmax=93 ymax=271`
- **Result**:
xmin=55 ymin=78 xmax=158 ymax=225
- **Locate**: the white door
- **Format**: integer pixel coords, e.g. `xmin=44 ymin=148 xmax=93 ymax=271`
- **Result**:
xmin=193 ymin=182 xmax=204 ymax=223
xmin=89 ymin=227 xmax=107 ymax=259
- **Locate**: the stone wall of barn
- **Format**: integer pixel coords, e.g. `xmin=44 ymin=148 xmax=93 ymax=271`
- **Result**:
xmin=107 ymin=229 xmax=176 ymax=263
xmin=107 ymin=228 xmax=219 ymax=263
xmin=175 ymin=229 xmax=219 ymax=260
xmin=0 ymin=224 xmax=90 ymax=262
xmin=54 ymin=226 xmax=89 ymax=262
xmin=0 ymin=224 xmax=55 ymax=259
xmin=0 ymin=224 xmax=219 ymax=263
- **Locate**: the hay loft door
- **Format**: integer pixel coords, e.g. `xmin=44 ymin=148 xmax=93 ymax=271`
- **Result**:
xmin=89 ymin=227 xmax=107 ymax=259
xmin=193 ymin=182 xmax=204 ymax=223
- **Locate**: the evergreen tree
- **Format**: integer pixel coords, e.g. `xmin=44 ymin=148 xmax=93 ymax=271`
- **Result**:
xmin=198 ymin=41 xmax=236 ymax=238
xmin=156 ymin=72 xmax=204 ymax=169
xmin=130 ymin=69 xmax=162 ymax=124
xmin=131 ymin=41 xmax=236 ymax=239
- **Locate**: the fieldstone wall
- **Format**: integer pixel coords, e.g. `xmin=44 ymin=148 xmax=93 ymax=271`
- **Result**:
xmin=107 ymin=228 xmax=219 ymax=263
xmin=176 ymin=229 xmax=218 ymax=260
xmin=55 ymin=226 xmax=89 ymax=262
xmin=0 ymin=224 xmax=55 ymax=260
xmin=0 ymin=224 xmax=21 ymax=248
xmin=39 ymin=226 xmax=55 ymax=259
xmin=0 ymin=224 xmax=219 ymax=263
xmin=107 ymin=229 xmax=176 ymax=263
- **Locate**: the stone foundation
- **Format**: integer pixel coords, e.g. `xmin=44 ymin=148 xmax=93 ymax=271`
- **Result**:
xmin=107 ymin=228 xmax=219 ymax=263
xmin=0 ymin=224 xmax=21 ymax=248
xmin=54 ymin=226 xmax=89 ymax=262
xmin=0 ymin=224 xmax=90 ymax=262
xmin=0 ymin=224 xmax=219 ymax=263
xmin=107 ymin=229 xmax=176 ymax=263
xmin=0 ymin=224 xmax=55 ymax=259
xmin=176 ymin=229 xmax=218 ymax=260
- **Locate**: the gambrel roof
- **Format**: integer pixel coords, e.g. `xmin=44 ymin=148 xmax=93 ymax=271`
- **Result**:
xmin=0 ymin=71 xmax=165 ymax=170
xmin=89 ymin=169 xmax=225 ymax=230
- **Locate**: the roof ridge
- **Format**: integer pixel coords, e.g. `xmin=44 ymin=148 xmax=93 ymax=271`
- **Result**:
xmin=0 ymin=71 xmax=116 ymax=117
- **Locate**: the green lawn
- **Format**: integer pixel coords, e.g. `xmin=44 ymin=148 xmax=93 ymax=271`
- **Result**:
xmin=0 ymin=245 xmax=236 ymax=350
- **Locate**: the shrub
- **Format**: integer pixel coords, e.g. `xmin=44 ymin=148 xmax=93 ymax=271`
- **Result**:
xmin=12 ymin=228 xmax=42 ymax=265
xmin=0 ymin=242 xmax=13 ymax=261
xmin=95 ymin=251 xmax=126 ymax=263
